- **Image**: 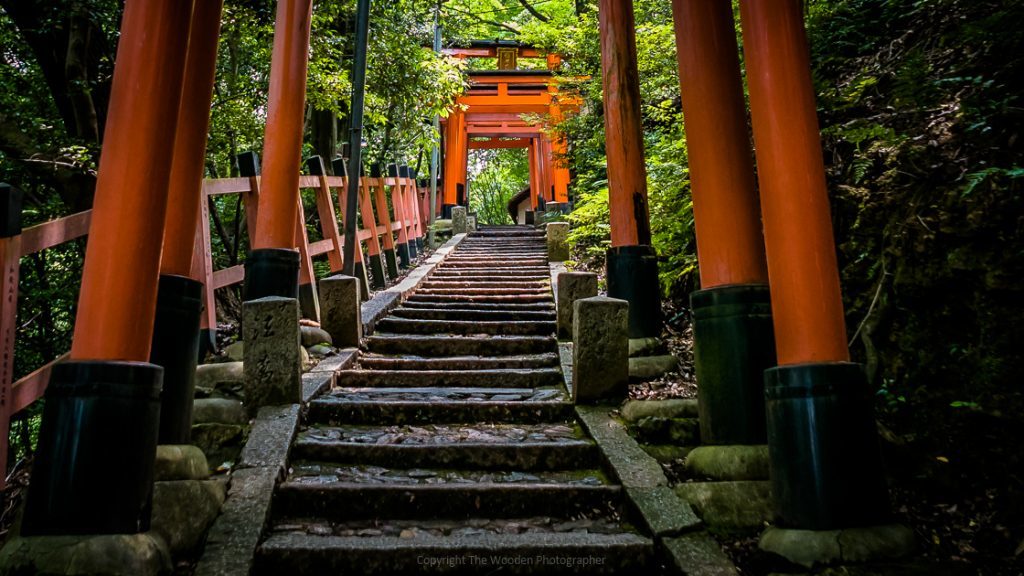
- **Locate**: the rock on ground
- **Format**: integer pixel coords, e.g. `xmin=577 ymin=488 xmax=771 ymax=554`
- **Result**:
xmin=154 ymin=445 xmax=210 ymax=481
xmin=151 ymin=479 xmax=227 ymax=556
xmin=0 ymin=533 xmax=171 ymax=576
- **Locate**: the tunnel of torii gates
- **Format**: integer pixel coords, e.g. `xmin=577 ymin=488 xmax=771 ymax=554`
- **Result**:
xmin=437 ymin=45 xmax=576 ymax=222
xmin=5 ymin=0 xmax=891 ymax=541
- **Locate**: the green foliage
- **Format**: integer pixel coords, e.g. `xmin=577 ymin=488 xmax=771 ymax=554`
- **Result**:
xmin=808 ymin=0 xmax=1024 ymax=412
xmin=468 ymin=147 xmax=529 ymax=225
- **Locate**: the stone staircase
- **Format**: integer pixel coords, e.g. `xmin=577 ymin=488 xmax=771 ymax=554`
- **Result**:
xmin=253 ymin=226 xmax=656 ymax=575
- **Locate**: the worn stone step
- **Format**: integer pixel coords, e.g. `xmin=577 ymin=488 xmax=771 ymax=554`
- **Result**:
xmin=390 ymin=307 xmax=556 ymax=322
xmin=375 ymin=318 xmax=556 ymax=336
xmin=473 ymin=231 xmax=545 ymax=238
xmin=366 ymin=334 xmax=557 ymax=356
xmin=267 ymin=514 xmax=629 ymax=541
xmin=256 ymin=532 xmax=652 ymax=575
xmin=292 ymin=424 xmax=596 ymax=470
xmin=336 ymin=369 xmax=564 ymax=388
xmin=421 ymin=278 xmax=552 ymax=284
xmin=359 ymin=353 xmax=559 ymax=370
xmin=407 ymin=294 xmax=553 ymax=304
xmin=427 ymin=275 xmax=552 ymax=284
xmin=443 ymin=258 xmax=549 ymax=264
xmin=273 ymin=482 xmax=622 ymax=521
xmin=448 ymin=249 xmax=546 ymax=254
xmin=399 ymin=301 xmax=555 ymax=312
xmin=414 ymin=287 xmax=551 ymax=296
xmin=432 ymin=269 xmax=551 ymax=277
xmin=286 ymin=463 xmax=611 ymax=487
xmin=308 ymin=389 xmax=572 ymax=424
xmin=440 ymin=264 xmax=552 ymax=270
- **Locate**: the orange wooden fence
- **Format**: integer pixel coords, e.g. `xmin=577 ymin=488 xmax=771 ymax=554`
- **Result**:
xmin=0 ymin=169 xmax=427 ymax=487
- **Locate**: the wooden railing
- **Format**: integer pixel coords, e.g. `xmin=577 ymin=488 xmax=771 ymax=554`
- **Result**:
xmin=0 ymin=169 xmax=429 ymax=487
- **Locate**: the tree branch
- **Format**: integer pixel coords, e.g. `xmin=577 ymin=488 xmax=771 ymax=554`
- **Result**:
xmin=444 ymin=6 xmax=521 ymax=34
xmin=516 ymin=0 xmax=550 ymax=22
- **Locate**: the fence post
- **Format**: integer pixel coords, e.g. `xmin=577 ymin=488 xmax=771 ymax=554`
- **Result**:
xmin=295 ymin=197 xmax=320 ymax=322
xmin=0 ymin=183 xmax=23 ymax=489
xmin=387 ymin=165 xmax=411 ymax=268
xmin=307 ymin=156 xmax=344 ymax=272
xmin=333 ymin=158 xmax=385 ymax=288
xmin=330 ymin=159 xmax=371 ymax=300
xmin=364 ymin=168 xmax=400 ymax=280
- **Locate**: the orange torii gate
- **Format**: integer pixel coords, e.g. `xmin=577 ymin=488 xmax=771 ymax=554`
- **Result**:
xmin=439 ymin=44 xmax=577 ymax=219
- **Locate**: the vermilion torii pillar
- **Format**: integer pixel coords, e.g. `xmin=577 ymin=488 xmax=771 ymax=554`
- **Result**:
xmin=740 ymin=0 xmax=889 ymax=529
xmin=246 ymin=0 xmax=314 ymax=300
xmin=442 ymin=109 xmax=467 ymax=218
xmin=527 ymin=138 xmax=540 ymax=217
xmin=672 ymin=0 xmax=776 ymax=446
xmin=546 ymin=54 xmax=571 ymax=205
xmin=151 ymin=0 xmax=225 ymax=447
xmin=598 ymin=0 xmax=661 ymax=338
xmin=23 ymin=0 xmax=195 ymax=536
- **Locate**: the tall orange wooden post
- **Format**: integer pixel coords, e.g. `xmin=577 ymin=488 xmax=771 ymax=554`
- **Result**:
xmin=672 ymin=0 xmax=776 ymax=446
xmin=537 ymin=136 xmax=553 ymax=208
xmin=22 ymin=0 xmax=195 ymax=536
xmin=246 ymin=0 xmax=313 ymax=301
xmin=442 ymin=110 xmax=466 ymax=218
xmin=547 ymin=54 xmax=571 ymax=205
xmin=526 ymin=138 xmax=540 ymax=222
xmin=598 ymin=0 xmax=661 ymax=338
xmin=739 ymin=0 xmax=888 ymax=529
xmin=151 ymin=0 xmax=225 ymax=446
xmin=457 ymin=121 xmax=470 ymax=208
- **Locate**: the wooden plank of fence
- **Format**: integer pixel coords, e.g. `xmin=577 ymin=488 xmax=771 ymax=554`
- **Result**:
xmin=204 ymin=177 xmax=253 ymax=196
xmin=392 ymin=178 xmax=411 ymax=247
xmin=294 ymin=197 xmax=317 ymax=289
xmin=404 ymin=178 xmax=422 ymax=241
xmin=357 ymin=177 xmax=384 ymax=259
xmin=19 ymin=211 xmax=92 ymax=256
xmin=212 ymin=265 xmax=245 ymax=290
xmin=197 ymin=190 xmax=217 ymax=330
xmin=370 ymin=177 xmax=397 ymax=253
xmin=314 ymin=173 xmax=344 ymax=271
xmin=10 ymin=353 xmax=68 ymax=414
xmin=308 ymin=239 xmax=334 ymax=256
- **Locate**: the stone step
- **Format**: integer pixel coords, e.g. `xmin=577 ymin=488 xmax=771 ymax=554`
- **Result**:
xmin=366 ymin=334 xmax=557 ymax=356
xmin=407 ymin=294 xmax=553 ymax=304
xmin=336 ymin=369 xmax=564 ymax=388
xmin=421 ymin=278 xmax=548 ymax=286
xmin=256 ymin=532 xmax=652 ymax=575
xmin=390 ymin=307 xmax=556 ymax=322
xmin=375 ymin=318 xmax=556 ymax=336
xmin=399 ymin=301 xmax=555 ymax=312
xmin=426 ymin=275 xmax=552 ymax=283
xmin=286 ymin=463 xmax=611 ymax=487
xmin=359 ymin=353 xmax=559 ymax=370
xmin=292 ymin=424 xmax=596 ymax=470
xmin=471 ymin=232 xmax=545 ymax=239
xmin=414 ymin=287 xmax=551 ymax=296
xmin=273 ymin=482 xmax=622 ymax=521
xmin=453 ymin=250 xmax=547 ymax=255
xmin=441 ymin=259 xmax=549 ymax=267
xmin=308 ymin=388 xmax=571 ymax=424
xmin=432 ymin=269 xmax=551 ymax=277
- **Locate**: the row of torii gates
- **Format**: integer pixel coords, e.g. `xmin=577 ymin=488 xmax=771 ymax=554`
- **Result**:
xmin=439 ymin=43 xmax=575 ymax=218
xmin=6 ymin=0 xmax=891 ymax=543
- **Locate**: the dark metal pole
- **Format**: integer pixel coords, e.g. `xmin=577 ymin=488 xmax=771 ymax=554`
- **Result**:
xmin=427 ymin=8 xmax=441 ymax=247
xmin=343 ymin=0 xmax=370 ymax=275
